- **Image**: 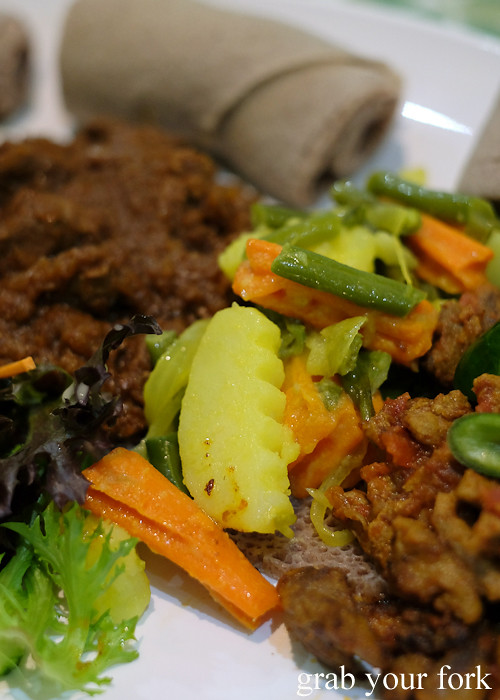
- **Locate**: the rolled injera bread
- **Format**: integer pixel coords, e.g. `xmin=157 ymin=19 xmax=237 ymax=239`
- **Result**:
xmin=60 ymin=0 xmax=401 ymax=206
xmin=458 ymin=90 xmax=500 ymax=205
xmin=0 ymin=13 xmax=30 ymax=119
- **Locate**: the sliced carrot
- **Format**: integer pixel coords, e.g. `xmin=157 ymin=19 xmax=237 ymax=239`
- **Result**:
xmin=233 ymin=238 xmax=438 ymax=366
xmin=281 ymin=354 xmax=336 ymax=464
xmin=288 ymin=392 xmax=364 ymax=498
xmin=280 ymin=354 xmax=365 ymax=498
xmin=83 ymin=447 xmax=280 ymax=630
xmin=0 ymin=356 xmax=36 ymax=379
xmin=406 ymin=213 xmax=494 ymax=294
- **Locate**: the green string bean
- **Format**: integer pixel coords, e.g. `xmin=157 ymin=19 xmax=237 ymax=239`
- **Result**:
xmin=331 ymin=180 xmax=421 ymax=236
xmin=367 ymin=171 xmax=498 ymax=242
xmin=270 ymin=244 xmax=426 ymax=317
xmin=448 ymin=413 xmax=500 ymax=478
xmin=251 ymin=202 xmax=306 ymax=229
xmin=145 ymin=433 xmax=190 ymax=494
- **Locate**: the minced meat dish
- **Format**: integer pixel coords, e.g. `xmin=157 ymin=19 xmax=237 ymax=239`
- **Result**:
xmin=423 ymin=284 xmax=500 ymax=386
xmin=278 ymin=376 xmax=500 ymax=698
xmin=0 ymin=118 xmax=255 ymax=439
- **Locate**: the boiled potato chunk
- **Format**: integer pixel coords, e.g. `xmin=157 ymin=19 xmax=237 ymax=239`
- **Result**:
xmin=178 ymin=303 xmax=299 ymax=537
xmin=84 ymin=515 xmax=151 ymax=622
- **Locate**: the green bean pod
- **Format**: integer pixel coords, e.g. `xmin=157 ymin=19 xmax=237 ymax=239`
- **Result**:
xmin=270 ymin=245 xmax=426 ymax=317
xmin=367 ymin=171 xmax=498 ymax=242
xmin=251 ymin=202 xmax=306 ymax=229
xmin=145 ymin=433 xmax=190 ymax=494
xmin=448 ymin=413 xmax=500 ymax=478
xmin=331 ymin=180 xmax=421 ymax=236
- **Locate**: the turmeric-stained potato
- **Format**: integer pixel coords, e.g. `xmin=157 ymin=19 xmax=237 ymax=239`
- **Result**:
xmin=178 ymin=303 xmax=299 ymax=536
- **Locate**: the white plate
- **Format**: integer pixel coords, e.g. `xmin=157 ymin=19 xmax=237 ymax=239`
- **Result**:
xmin=0 ymin=1 xmax=499 ymax=699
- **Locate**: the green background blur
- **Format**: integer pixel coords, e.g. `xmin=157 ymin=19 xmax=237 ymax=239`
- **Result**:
xmin=358 ymin=0 xmax=500 ymax=38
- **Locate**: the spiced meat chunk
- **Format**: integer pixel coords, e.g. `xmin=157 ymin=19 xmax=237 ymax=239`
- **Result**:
xmin=278 ymin=387 xmax=500 ymax=698
xmin=474 ymin=373 xmax=500 ymax=413
xmin=424 ymin=284 xmax=500 ymax=386
xmin=0 ymin=118 xmax=255 ymax=439
xmin=326 ymin=389 xmax=500 ymax=624
xmin=278 ymin=565 xmax=499 ymax=700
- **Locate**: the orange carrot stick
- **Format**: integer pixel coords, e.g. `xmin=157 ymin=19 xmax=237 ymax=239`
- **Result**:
xmin=288 ymin=392 xmax=364 ymax=498
xmin=280 ymin=354 xmax=365 ymax=498
xmin=0 ymin=356 xmax=36 ymax=379
xmin=233 ymin=238 xmax=438 ymax=366
xmin=83 ymin=448 xmax=280 ymax=630
xmin=406 ymin=213 xmax=494 ymax=294
xmin=281 ymin=354 xmax=336 ymax=464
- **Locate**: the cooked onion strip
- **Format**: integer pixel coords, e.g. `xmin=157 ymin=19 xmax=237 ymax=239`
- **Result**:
xmin=307 ymin=451 xmax=363 ymax=547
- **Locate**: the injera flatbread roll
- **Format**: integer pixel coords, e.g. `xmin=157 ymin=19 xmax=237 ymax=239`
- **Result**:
xmin=0 ymin=13 xmax=30 ymax=119
xmin=458 ymin=90 xmax=500 ymax=205
xmin=60 ymin=0 xmax=401 ymax=206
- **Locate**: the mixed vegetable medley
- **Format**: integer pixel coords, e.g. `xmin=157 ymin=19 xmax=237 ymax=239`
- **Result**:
xmin=1 ymin=172 xmax=499 ymax=695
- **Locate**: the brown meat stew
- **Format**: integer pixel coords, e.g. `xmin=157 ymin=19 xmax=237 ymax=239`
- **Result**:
xmin=278 ymin=375 xmax=500 ymax=699
xmin=0 ymin=118 xmax=255 ymax=439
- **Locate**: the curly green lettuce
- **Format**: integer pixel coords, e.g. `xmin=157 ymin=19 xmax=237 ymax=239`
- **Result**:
xmin=1 ymin=502 xmax=150 ymax=694
xmin=0 ymin=315 xmax=160 ymax=695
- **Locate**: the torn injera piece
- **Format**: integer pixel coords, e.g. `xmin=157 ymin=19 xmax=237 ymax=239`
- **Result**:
xmin=0 ymin=13 xmax=30 ymax=119
xmin=458 ymin=89 xmax=500 ymax=205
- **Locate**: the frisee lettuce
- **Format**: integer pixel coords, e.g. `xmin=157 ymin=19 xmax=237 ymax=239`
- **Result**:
xmin=0 ymin=314 xmax=160 ymax=695
xmin=1 ymin=502 xmax=148 ymax=695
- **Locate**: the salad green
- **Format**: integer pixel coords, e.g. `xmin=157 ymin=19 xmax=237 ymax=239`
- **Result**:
xmin=0 ymin=315 xmax=161 ymax=694
xmin=1 ymin=503 xmax=149 ymax=694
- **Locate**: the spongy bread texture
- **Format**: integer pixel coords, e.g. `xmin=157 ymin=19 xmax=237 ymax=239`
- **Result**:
xmin=60 ymin=0 xmax=401 ymax=206
xmin=0 ymin=13 xmax=30 ymax=118
xmin=230 ymin=497 xmax=386 ymax=597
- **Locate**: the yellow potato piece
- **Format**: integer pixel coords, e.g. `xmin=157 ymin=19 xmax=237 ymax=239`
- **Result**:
xmin=178 ymin=303 xmax=299 ymax=537
xmin=84 ymin=515 xmax=151 ymax=622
